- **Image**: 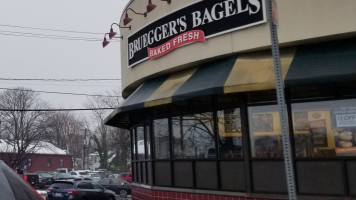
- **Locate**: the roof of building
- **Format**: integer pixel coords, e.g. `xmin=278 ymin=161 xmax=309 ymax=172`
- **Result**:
xmin=0 ymin=139 xmax=67 ymax=155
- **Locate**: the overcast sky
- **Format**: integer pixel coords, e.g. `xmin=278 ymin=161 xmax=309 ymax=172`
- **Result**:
xmin=0 ymin=0 xmax=130 ymax=109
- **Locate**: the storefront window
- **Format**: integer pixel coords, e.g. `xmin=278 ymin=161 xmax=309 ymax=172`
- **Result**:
xmin=136 ymin=126 xmax=145 ymax=160
xmin=248 ymin=105 xmax=283 ymax=158
xmin=218 ymin=108 xmax=243 ymax=158
xmin=292 ymin=99 xmax=356 ymax=157
xmin=132 ymin=129 xmax=136 ymax=160
xmin=172 ymin=112 xmax=216 ymax=159
xmin=145 ymin=125 xmax=151 ymax=159
xmin=153 ymin=119 xmax=170 ymax=159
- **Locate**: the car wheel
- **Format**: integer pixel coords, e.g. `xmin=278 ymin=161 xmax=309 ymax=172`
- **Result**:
xmin=119 ymin=190 xmax=128 ymax=198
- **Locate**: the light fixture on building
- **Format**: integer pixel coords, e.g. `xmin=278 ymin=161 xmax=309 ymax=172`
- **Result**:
xmin=161 ymin=0 xmax=171 ymax=4
xmin=147 ymin=0 xmax=157 ymax=13
xmin=123 ymin=0 xmax=157 ymax=26
xmin=102 ymin=33 xmax=110 ymax=48
xmin=102 ymin=32 xmax=123 ymax=48
xmin=109 ymin=23 xmax=131 ymax=39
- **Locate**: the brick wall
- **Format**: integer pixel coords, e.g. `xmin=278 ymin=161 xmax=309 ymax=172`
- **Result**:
xmin=131 ymin=186 xmax=279 ymax=200
xmin=27 ymin=154 xmax=73 ymax=172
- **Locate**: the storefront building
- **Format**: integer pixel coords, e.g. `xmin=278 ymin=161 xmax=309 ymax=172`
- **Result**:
xmin=105 ymin=0 xmax=356 ymax=199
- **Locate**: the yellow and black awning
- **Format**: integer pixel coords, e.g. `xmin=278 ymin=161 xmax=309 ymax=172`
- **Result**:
xmin=106 ymin=38 xmax=356 ymax=128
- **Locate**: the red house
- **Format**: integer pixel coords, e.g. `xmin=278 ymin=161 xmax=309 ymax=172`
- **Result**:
xmin=0 ymin=140 xmax=73 ymax=172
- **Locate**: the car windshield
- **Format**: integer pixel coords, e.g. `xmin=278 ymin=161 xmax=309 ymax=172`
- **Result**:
xmin=79 ymin=172 xmax=88 ymax=175
xmin=50 ymin=182 xmax=74 ymax=189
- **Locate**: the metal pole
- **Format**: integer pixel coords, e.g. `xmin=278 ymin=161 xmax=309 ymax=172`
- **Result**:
xmin=83 ymin=129 xmax=87 ymax=170
xmin=267 ymin=0 xmax=297 ymax=199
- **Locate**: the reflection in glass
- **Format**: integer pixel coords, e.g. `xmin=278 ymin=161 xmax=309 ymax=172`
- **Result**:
xmin=218 ymin=109 xmax=243 ymax=158
xmin=153 ymin=119 xmax=170 ymax=159
xmin=248 ymin=105 xmax=283 ymax=158
xmin=292 ymin=99 xmax=356 ymax=157
xmin=136 ymin=126 xmax=145 ymax=160
xmin=172 ymin=112 xmax=216 ymax=159
xmin=145 ymin=125 xmax=151 ymax=159
xmin=132 ymin=129 xmax=136 ymax=160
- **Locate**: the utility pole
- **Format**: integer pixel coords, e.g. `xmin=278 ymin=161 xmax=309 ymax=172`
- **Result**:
xmin=83 ymin=129 xmax=87 ymax=170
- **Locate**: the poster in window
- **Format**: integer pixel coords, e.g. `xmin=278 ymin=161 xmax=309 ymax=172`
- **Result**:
xmin=332 ymin=104 xmax=356 ymax=155
xmin=251 ymin=113 xmax=274 ymax=132
xmin=309 ymin=112 xmax=328 ymax=147
xmin=223 ymin=109 xmax=241 ymax=136
xmin=293 ymin=111 xmax=309 ymax=132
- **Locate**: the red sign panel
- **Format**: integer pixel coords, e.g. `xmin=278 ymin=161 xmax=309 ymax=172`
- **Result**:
xmin=147 ymin=30 xmax=206 ymax=59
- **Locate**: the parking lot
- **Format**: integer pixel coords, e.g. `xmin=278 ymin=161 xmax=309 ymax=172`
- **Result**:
xmin=37 ymin=189 xmax=131 ymax=200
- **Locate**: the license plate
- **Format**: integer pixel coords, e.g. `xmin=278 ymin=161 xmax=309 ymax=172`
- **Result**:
xmin=54 ymin=193 xmax=62 ymax=197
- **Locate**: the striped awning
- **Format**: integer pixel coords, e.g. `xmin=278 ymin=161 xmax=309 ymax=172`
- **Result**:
xmin=105 ymin=38 xmax=356 ymax=128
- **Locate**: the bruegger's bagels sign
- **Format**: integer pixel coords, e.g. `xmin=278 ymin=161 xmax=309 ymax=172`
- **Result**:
xmin=127 ymin=0 xmax=266 ymax=67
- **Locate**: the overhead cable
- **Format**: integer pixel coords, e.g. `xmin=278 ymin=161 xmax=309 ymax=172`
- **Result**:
xmin=0 ymin=78 xmax=121 ymax=81
xmin=0 ymin=24 xmax=103 ymax=35
xmin=0 ymin=32 xmax=120 ymax=42
xmin=0 ymin=30 xmax=104 ymax=40
xmin=0 ymin=108 xmax=116 ymax=112
xmin=0 ymin=87 xmax=121 ymax=98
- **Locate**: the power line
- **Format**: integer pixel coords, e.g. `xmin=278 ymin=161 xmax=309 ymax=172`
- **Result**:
xmin=0 ymin=87 xmax=121 ymax=98
xmin=0 ymin=81 xmax=119 ymax=88
xmin=0 ymin=78 xmax=121 ymax=81
xmin=0 ymin=32 xmax=120 ymax=42
xmin=0 ymin=108 xmax=116 ymax=112
xmin=0 ymin=24 xmax=104 ymax=35
xmin=0 ymin=30 xmax=104 ymax=40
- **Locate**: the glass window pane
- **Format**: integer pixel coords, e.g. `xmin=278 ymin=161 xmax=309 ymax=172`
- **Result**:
xmin=132 ymin=129 xmax=136 ymax=160
xmin=153 ymin=119 xmax=170 ymax=159
xmin=173 ymin=112 xmax=216 ymax=159
xmin=137 ymin=126 xmax=145 ymax=160
xmin=248 ymin=105 xmax=283 ymax=158
xmin=218 ymin=108 xmax=243 ymax=158
xmin=292 ymin=99 xmax=356 ymax=157
xmin=145 ymin=124 xmax=151 ymax=159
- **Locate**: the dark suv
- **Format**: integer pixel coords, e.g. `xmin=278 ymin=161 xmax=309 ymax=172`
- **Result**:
xmin=46 ymin=180 xmax=116 ymax=200
xmin=0 ymin=160 xmax=44 ymax=200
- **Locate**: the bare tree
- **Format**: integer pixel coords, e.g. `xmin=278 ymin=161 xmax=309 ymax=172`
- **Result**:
xmin=85 ymin=90 xmax=130 ymax=171
xmin=42 ymin=111 xmax=86 ymax=169
xmin=0 ymin=88 xmax=48 ymax=169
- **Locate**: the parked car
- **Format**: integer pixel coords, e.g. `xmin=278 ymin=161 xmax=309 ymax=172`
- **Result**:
xmin=77 ymin=170 xmax=91 ymax=179
xmin=56 ymin=168 xmax=73 ymax=174
xmin=52 ymin=173 xmax=75 ymax=181
xmin=98 ymin=178 xmax=131 ymax=198
xmin=89 ymin=173 xmax=101 ymax=182
xmin=69 ymin=171 xmax=82 ymax=179
xmin=0 ymin=160 xmax=44 ymax=200
xmin=118 ymin=172 xmax=132 ymax=183
xmin=24 ymin=173 xmax=41 ymax=188
xmin=33 ymin=172 xmax=54 ymax=187
xmin=46 ymin=180 xmax=116 ymax=200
